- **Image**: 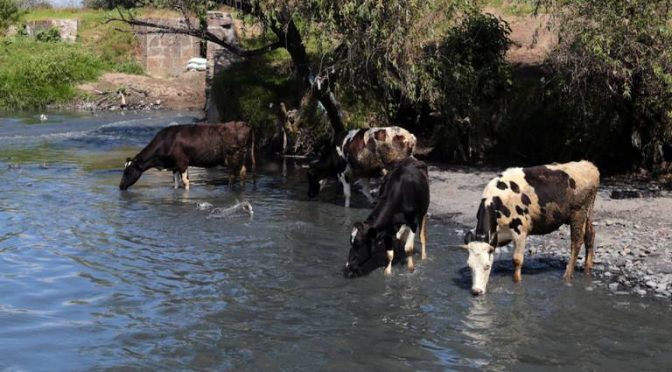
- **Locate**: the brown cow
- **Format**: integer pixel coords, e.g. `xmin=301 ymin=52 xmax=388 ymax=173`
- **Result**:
xmin=119 ymin=122 xmax=255 ymax=190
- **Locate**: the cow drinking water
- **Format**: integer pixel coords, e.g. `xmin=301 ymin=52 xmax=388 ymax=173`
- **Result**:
xmin=461 ymin=160 xmax=600 ymax=295
xmin=344 ymin=157 xmax=430 ymax=278
xmin=307 ymin=126 xmax=416 ymax=207
xmin=119 ymin=122 xmax=255 ymax=190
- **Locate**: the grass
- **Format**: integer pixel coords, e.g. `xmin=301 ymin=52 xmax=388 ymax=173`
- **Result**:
xmin=479 ymin=0 xmax=538 ymax=16
xmin=0 ymin=39 xmax=106 ymax=110
xmin=0 ymin=7 xmax=169 ymax=110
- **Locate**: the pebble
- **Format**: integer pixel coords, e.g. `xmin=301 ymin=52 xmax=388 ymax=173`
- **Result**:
xmin=608 ymin=282 xmax=619 ymax=291
xmin=635 ymin=288 xmax=647 ymax=296
xmin=646 ymin=281 xmax=657 ymax=289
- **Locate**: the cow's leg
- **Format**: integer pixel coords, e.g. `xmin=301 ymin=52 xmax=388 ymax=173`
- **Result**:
xmin=239 ymin=165 xmax=247 ymax=187
xmin=338 ymin=172 xmax=351 ymax=208
xmin=181 ymin=169 xmax=190 ymax=190
xmin=420 ymin=214 xmax=428 ymax=260
xmin=564 ymin=212 xmax=588 ymax=281
xmin=512 ymin=232 xmax=527 ymax=283
xmin=396 ymin=225 xmax=415 ymax=272
xmin=173 ymin=171 xmax=180 ymax=189
xmin=360 ymin=178 xmax=375 ymax=205
xmin=583 ymin=199 xmax=597 ymax=275
xmin=384 ymin=249 xmax=394 ymax=275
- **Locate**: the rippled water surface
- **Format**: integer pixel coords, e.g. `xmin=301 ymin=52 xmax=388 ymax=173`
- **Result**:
xmin=0 ymin=112 xmax=671 ymax=371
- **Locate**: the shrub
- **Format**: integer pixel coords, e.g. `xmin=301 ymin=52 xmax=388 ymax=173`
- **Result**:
xmin=547 ymin=0 xmax=672 ymax=170
xmin=0 ymin=39 xmax=106 ymax=110
xmin=34 ymin=27 xmax=61 ymax=42
xmin=0 ymin=0 xmax=22 ymax=32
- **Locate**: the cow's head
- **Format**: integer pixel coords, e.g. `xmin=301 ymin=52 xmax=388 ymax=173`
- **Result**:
xmin=307 ymin=164 xmax=327 ymax=199
xmin=307 ymin=148 xmax=345 ymax=199
xmin=343 ymin=222 xmax=389 ymax=278
xmin=119 ymin=157 xmax=142 ymax=190
xmin=462 ymin=230 xmax=497 ymax=296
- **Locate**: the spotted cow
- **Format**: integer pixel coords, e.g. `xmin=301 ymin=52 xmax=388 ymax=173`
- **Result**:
xmin=307 ymin=126 xmax=416 ymax=207
xmin=120 ymin=122 xmax=255 ymax=190
xmin=344 ymin=157 xmax=429 ymax=277
xmin=462 ymin=160 xmax=600 ymax=295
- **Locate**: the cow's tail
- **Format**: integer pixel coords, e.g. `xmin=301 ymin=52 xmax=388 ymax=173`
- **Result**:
xmin=250 ymin=128 xmax=256 ymax=171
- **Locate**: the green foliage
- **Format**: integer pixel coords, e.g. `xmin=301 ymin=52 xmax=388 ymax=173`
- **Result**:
xmin=546 ymin=0 xmax=672 ymax=169
xmin=0 ymin=0 xmax=23 ymax=32
xmin=34 ymin=27 xmax=61 ymax=42
xmin=21 ymin=8 xmax=145 ymax=70
xmin=425 ymin=12 xmax=512 ymax=161
xmin=0 ymin=39 xmax=106 ymax=110
xmin=212 ymin=50 xmax=295 ymax=140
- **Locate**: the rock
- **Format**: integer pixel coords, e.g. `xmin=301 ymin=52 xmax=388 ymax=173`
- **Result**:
xmin=609 ymin=282 xmax=619 ymax=291
xmin=646 ymin=280 xmax=657 ymax=289
xmin=604 ymin=271 xmax=613 ymax=278
xmin=196 ymin=202 xmax=214 ymax=210
xmin=635 ymin=288 xmax=647 ymax=296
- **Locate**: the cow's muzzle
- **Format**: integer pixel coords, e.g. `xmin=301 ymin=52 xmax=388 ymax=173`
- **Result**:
xmin=471 ymin=288 xmax=485 ymax=296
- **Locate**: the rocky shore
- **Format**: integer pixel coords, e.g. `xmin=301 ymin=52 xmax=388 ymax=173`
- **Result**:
xmin=69 ymin=71 xmax=206 ymax=112
xmin=428 ymin=165 xmax=672 ymax=300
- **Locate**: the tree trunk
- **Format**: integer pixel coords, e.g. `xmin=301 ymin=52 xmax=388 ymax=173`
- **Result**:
xmin=272 ymin=18 xmax=346 ymax=134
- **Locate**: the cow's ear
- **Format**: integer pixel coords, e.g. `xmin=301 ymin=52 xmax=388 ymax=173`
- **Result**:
xmin=488 ymin=232 xmax=498 ymax=248
xmin=464 ymin=230 xmax=475 ymax=244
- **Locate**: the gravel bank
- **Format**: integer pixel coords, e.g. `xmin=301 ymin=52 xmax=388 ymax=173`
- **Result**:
xmin=428 ymin=165 xmax=672 ymax=300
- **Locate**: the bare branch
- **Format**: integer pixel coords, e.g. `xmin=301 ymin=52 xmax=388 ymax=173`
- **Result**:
xmin=106 ymin=15 xmax=282 ymax=58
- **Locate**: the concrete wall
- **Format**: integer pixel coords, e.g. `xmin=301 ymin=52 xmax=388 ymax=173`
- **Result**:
xmin=12 ymin=19 xmax=79 ymax=43
xmin=135 ymin=18 xmax=201 ymax=78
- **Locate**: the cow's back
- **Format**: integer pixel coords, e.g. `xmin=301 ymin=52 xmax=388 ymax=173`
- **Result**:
xmin=482 ymin=161 xmax=599 ymax=236
xmin=348 ymin=127 xmax=416 ymax=174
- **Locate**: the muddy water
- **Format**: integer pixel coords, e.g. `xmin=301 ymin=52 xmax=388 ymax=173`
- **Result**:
xmin=0 ymin=112 xmax=670 ymax=371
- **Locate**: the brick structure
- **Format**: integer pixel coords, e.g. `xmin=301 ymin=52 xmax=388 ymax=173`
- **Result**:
xmin=135 ymin=18 xmax=201 ymax=78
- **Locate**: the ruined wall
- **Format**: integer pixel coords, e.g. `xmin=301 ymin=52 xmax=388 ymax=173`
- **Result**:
xmin=135 ymin=18 xmax=201 ymax=78
xmin=10 ymin=19 xmax=79 ymax=43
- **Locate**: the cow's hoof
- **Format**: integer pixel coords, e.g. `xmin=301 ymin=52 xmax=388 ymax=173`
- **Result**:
xmin=513 ymin=274 xmax=522 ymax=283
xmin=384 ymin=267 xmax=392 ymax=275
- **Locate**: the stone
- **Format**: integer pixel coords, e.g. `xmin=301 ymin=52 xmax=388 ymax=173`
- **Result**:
xmin=646 ymin=280 xmax=657 ymax=289
xmin=608 ymin=282 xmax=619 ymax=291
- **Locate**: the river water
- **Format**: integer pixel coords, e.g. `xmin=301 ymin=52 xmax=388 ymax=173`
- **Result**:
xmin=0 ymin=112 xmax=670 ymax=371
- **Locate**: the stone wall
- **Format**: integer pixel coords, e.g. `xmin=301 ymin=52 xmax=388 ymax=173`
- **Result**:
xmin=135 ymin=18 xmax=201 ymax=78
xmin=10 ymin=19 xmax=79 ymax=43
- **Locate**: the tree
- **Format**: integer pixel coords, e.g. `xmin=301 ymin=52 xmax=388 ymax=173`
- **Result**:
xmin=542 ymin=0 xmax=672 ymax=170
xmin=108 ymin=0 xmax=491 ymax=136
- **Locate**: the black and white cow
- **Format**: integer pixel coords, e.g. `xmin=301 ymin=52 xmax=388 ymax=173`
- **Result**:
xmin=120 ymin=122 xmax=255 ymax=190
xmin=344 ymin=157 xmax=430 ymax=278
xmin=462 ymin=160 xmax=600 ymax=295
xmin=307 ymin=126 xmax=416 ymax=207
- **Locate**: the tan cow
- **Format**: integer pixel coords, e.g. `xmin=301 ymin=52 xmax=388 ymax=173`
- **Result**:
xmin=462 ymin=161 xmax=600 ymax=295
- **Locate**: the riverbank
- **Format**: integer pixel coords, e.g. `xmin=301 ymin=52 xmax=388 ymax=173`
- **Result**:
xmin=427 ymin=165 xmax=672 ymax=300
xmin=74 ymin=71 xmax=206 ymax=112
